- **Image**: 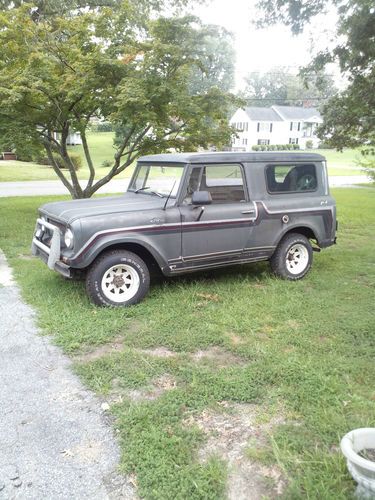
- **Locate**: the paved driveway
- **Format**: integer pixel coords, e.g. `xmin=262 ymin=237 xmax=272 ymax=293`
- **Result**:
xmin=0 ymin=175 xmax=371 ymax=197
xmin=0 ymin=251 xmax=135 ymax=499
xmin=0 ymin=179 xmax=130 ymax=197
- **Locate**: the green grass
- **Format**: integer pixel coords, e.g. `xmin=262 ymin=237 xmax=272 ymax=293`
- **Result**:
xmin=67 ymin=131 xmax=117 ymax=169
xmin=0 ymin=188 xmax=374 ymax=498
xmin=0 ymin=141 xmax=366 ymax=182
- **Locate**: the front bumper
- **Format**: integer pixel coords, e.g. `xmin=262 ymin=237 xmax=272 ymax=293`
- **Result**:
xmin=31 ymin=218 xmax=71 ymax=278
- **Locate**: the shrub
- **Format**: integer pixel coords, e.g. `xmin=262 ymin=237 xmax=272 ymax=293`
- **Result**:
xmin=305 ymin=140 xmax=314 ymax=149
xmin=293 ymin=144 xmax=300 ymax=150
xmin=357 ymin=151 xmax=375 ymax=183
xmin=318 ymin=142 xmax=334 ymax=149
xmin=97 ymin=122 xmax=113 ymax=132
xmin=252 ymin=145 xmax=260 ymax=151
xmin=101 ymin=160 xmax=112 ymax=168
xmin=34 ymin=153 xmax=82 ymax=170
xmin=53 ymin=152 xmax=82 ymax=170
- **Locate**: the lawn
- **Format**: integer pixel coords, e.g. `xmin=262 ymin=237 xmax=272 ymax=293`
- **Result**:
xmin=0 ymin=188 xmax=374 ymax=498
xmin=0 ymin=135 xmax=367 ymax=182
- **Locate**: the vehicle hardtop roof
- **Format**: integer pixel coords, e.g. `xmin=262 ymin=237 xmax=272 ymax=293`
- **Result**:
xmin=138 ymin=151 xmax=326 ymax=164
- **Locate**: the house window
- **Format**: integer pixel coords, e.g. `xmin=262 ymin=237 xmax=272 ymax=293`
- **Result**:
xmin=266 ymin=164 xmax=318 ymax=193
xmin=258 ymin=139 xmax=270 ymax=145
xmin=289 ymin=138 xmax=299 ymax=144
xmin=242 ymin=138 xmax=248 ymax=145
xmin=290 ymin=122 xmax=301 ymax=132
xmin=257 ymin=122 xmax=272 ymax=133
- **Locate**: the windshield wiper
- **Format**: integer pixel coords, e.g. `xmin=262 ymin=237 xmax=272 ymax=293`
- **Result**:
xmin=134 ymin=186 xmax=164 ymax=198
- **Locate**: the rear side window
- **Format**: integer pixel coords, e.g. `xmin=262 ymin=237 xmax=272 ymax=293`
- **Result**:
xmin=266 ymin=164 xmax=318 ymax=193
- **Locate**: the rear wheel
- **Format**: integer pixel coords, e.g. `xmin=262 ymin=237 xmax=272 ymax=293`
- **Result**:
xmin=270 ymin=233 xmax=313 ymax=280
xmin=86 ymin=250 xmax=150 ymax=307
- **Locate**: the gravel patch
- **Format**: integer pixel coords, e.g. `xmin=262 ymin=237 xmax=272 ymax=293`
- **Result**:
xmin=0 ymin=251 xmax=136 ymax=499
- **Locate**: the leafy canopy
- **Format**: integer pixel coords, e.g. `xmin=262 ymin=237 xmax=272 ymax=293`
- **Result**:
xmin=243 ymin=66 xmax=336 ymax=107
xmin=256 ymin=0 xmax=375 ymax=150
xmin=0 ymin=2 xmax=238 ymax=198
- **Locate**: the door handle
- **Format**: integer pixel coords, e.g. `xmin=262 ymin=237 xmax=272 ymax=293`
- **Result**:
xmin=241 ymin=210 xmax=255 ymax=214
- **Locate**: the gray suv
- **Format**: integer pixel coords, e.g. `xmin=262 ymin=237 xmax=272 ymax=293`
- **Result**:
xmin=32 ymin=152 xmax=337 ymax=307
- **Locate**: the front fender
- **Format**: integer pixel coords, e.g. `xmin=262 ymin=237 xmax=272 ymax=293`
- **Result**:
xmin=67 ymin=234 xmax=168 ymax=270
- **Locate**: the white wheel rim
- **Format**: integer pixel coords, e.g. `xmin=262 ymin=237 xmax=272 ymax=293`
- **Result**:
xmin=101 ymin=264 xmax=140 ymax=303
xmin=285 ymin=243 xmax=309 ymax=275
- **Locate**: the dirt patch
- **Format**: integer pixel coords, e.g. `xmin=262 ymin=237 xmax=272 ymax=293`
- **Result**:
xmin=227 ymin=333 xmax=247 ymax=346
xmin=184 ymin=402 xmax=286 ymax=499
xmin=74 ymin=336 xmax=125 ymax=362
xmin=137 ymin=347 xmax=178 ymax=358
xmin=191 ymin=347 xmax=247 ymax=367
xmin=137 ymin=345 xmax=247 ymax=367
xmin=110 ymin=374 xmax=178 ymax=404
xmin=18 ymin=253 xmax=34 ymax=261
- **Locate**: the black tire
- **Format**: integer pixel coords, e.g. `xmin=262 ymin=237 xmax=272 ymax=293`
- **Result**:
xmin=86 ymin=250 xmax=150 ymax=307
xmin=270 ymin=233 xmax=313 ymax=280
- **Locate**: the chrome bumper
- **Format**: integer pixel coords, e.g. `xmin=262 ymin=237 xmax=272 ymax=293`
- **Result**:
xmin=31 ymin=218 xmax=62 ymax=270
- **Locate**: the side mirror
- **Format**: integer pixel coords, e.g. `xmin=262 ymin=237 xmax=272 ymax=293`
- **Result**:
xmin=191 ymin=190 xmax=212 ymax=205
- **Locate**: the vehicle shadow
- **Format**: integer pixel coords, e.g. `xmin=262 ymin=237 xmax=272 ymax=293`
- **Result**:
xmin=151 ymin=261 xmax=271 ymax=288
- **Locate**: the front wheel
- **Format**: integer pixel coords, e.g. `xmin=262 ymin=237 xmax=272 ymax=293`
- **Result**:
xmin=86 ymin=250 xmax=150 ymax=307
xmin=270 ymin=233 xmax=313 ymax=280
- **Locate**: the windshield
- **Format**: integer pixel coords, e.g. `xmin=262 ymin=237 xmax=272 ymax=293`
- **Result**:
xmin=128 ymin=164 xmax=184 ymax=198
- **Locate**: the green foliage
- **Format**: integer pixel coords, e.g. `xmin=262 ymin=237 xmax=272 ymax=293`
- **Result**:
xmin=0 ymin=6 xmax=239 ymax=198
xmin=187 ymin=25 xmax=235 ymax=95
xmin=34 ymin=153 xmax=82 ymax=170
xmin=357 ymin=151 xmax=375 ymax=183
xmin=242 ymin=66 xmax=336 ymax=107
xmin=0 ymin=188 xmax=374 ymax=498
xmin=251 ymin=144 xmax=300 ymax=151
xmin=305 ymin=139 xmax=313 ymax=149
xmin=101 ymin=160 xmax=113 ymax=168
xmin=255 ymin=0 xmax=375 ymax=149
xmin=96 ymin=122 xmax=113 ymax=133
xmin=52 ymin=153 xmax=82 ymax=170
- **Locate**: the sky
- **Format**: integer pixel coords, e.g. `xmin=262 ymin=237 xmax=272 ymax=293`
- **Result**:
xmin=195 ymin=0 xmax=339 ymax=91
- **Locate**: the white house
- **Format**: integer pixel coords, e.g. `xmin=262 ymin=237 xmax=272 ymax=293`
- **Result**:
xmin=230 ymin=105 xmax=323 ymax=151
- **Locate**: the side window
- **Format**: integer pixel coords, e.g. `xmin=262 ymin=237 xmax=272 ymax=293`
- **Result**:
xmin=183 ymin=164 xmax=246 ymax=204
xmin=266 ymin=164 xmax=318 ymax=193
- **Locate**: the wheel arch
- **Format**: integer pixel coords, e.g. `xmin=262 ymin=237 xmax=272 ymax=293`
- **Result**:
xmin=91 ymin=242 xmax=164 ymax=276
xmin=276 ymin=225 xmax=318 ymax=247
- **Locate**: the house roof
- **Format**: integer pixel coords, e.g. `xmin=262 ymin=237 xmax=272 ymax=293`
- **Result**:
xmin=138 ymin=152 xmax=326 ymax=164
xmin=243 ymin=107 xmax=283 ymax=122
xmin=273 ymin=106 xmax=322 ymax=121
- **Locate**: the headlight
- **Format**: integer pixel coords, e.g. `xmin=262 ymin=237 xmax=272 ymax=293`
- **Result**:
xmin=64 ymin=228 xmax=74 ymax=248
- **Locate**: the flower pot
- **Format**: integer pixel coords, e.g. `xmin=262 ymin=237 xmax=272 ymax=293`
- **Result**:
xmin=341 ymin=428 xmax=375 ymax=498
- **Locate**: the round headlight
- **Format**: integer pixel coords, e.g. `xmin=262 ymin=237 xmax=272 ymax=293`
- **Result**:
xmin=64 ymin=228 xmax=74 ymax=248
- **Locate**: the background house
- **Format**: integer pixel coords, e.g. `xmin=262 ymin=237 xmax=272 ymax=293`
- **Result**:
xmin=230 ymin=106 xmax=323 ymax=150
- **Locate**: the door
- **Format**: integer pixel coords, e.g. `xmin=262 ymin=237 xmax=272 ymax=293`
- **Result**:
xmin=178 ymin=163 xmax=256 ymax=268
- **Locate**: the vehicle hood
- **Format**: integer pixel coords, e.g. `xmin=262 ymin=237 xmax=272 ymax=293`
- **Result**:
xmin=39 ymin=192 xmax=166 ymax=224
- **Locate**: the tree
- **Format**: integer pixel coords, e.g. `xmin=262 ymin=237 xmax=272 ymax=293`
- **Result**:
xmin=243 ymin=67 xmax=336 ymax=107
xmin=255 ymin=0 xmax=375 ymax=149
xmin=0 ymin=4 xmax=237 ymax=199
xmin=187 ymin=25 xmax=235 ymax=95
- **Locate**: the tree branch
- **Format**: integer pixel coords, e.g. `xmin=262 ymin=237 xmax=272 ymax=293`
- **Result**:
xmin=80 ymin=128 xmax=96 ymax=189
xmin=43 ymin=138 xmax=75 ymax=197
xmin=85 ymin=125 xmax=151 ymax=196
